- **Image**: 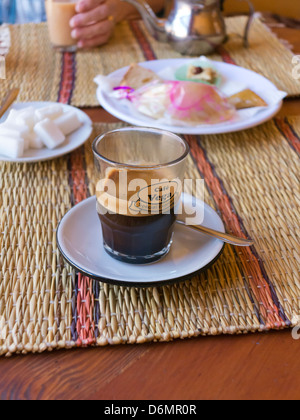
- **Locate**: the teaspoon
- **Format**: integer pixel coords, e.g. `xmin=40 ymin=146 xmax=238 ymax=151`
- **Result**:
xmin=176 ymin=220 xmax=254 ymax=247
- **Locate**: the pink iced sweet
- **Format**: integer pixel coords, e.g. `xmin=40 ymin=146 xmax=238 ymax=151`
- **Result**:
xmin=129 ymin=81 xmax=236 ymax=125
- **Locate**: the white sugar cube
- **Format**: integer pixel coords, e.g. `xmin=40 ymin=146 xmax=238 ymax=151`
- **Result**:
xmin=34 ymin=113 xmax=43 ymax=124
xmin=0 ymin=123 xmax=28 ymax=137
xmin=27 ymin=132 xmax=44 ymax=149
xmin=34 ymin=118 xmax=65 ymax=149
xmin=23 ymin=136 xmax=29 ymax=151
xmin=35 ymin=104 xmax=64 ymax=122
xmin=54 ymin=111 xmax=82 ymax=135
xmin=5 ymin=109 xmax=19 ymax=124
xmin=16 ymin=107 xmax=36 ymax=130
xmin=0 ymin=136 xmax=24 ymax=159
xmin=0 ymin=123 xmax=30 ymax=150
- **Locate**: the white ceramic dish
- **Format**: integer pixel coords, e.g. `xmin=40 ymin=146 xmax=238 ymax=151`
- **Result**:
xmin=0 ymin=102 xmax=93 ymax=163
xmin=57 ymin=193 xmax=225 ymax=287
xmin=96 ymin=58 xmax=284 ymax=135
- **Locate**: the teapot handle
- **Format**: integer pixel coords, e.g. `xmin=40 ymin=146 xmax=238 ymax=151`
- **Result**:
xmin=223 ymin=0 xmax=255 ymax=48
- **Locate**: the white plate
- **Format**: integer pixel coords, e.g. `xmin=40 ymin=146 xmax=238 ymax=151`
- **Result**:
xmin=0 ymin=102 xmax=93 ymax=163
xmin=96 ymin=58 xmax=283 ymax=135
xmin=57 ymin=193 xmax=225 ymax=287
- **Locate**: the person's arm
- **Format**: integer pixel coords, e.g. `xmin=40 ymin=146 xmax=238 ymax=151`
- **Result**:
xmin=70 ymin=0 xmax=165 ymax=49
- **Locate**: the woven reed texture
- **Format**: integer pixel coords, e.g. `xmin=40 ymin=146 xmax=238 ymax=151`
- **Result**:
xmin=0 ymin=117 xmax=299 ymax=357
xmin=0 ymin=16 xmax=299 ymax=107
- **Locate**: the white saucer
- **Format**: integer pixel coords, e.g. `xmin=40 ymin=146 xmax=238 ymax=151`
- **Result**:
xmin=0 ymin=102 xmax=93 ymax=163
xmin=96 ymin=58 xmax=283 ymax=135
xmin=57 ymin=193 xmax=225 ymax=287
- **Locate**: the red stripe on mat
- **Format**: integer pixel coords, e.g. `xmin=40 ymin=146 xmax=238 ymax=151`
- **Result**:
xmin=68 ymin=149 xmax=96 ymax=346
xmin=275 ymin=117 xmax=300 ymax=156
xmin=129 ymin=20 xmax=157 ymax=61
xmin=186 ymin=134 xmax=289 ymax=329
xmin=57 ymin=52 xmax=76 ymax=104
xmin=216 ymin=45 xmax=237 ymax=65
xmin=76 ymin=274 xmax=96 ymax=346
xmin=69 ymin=148 xmax=96 ymax=346
xmin=69 ymin=149 xmax=89 ymax=205
xmin=57 ymin=53 xmax=96 ymax=346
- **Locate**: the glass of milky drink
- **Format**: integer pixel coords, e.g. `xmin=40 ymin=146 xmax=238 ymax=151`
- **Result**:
xmin=45 ymin=0 xmax=79 ymax=52
xmin=92 ymin=127 xmax=190 ymax=264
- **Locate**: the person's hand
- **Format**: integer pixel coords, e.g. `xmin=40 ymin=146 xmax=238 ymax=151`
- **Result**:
xmin=70 ymin=0 xmax=115 ymax=48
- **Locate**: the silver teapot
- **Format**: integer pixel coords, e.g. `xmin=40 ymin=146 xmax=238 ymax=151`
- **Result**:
xmin=122 ymin=0 xmax=254 ymax=55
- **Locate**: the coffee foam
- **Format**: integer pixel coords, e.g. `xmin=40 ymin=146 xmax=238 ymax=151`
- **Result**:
xmin=96 ymin=167 xmax=182 ymax=217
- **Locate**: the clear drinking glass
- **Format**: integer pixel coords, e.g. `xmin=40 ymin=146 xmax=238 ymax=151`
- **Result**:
xmin=92 ymin=127 xmax=190 ymax=264
xmin=45 ymin=0 xmax=79 ymax=52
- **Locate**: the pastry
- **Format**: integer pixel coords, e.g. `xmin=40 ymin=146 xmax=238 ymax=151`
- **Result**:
xmin=120 ymin=63 xmax=161 ymax=90
xmin=186 ymin=65 xmax=217 ymax=84
xmin=130 ymin=81 xmax=237 ymax=125
xmin=228 ymin=89 xmax=267 ymax=109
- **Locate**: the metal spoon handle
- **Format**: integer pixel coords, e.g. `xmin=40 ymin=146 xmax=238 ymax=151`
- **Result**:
xmin=176 ymin=220 xmax=254 ymax=247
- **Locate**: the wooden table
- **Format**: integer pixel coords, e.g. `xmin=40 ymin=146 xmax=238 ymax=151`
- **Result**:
xmin=0 ymin=21 xmax=300 ymax=401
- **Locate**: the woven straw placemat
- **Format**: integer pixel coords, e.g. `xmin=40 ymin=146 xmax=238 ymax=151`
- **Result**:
xmin=0 ymin=116 xmax=299 ymax=357
xmin=0 ymin=15 xmax=299 ymax=107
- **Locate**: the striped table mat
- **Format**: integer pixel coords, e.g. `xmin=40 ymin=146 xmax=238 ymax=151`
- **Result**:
xmin=0 ymin=15 xmax=299 ymax=107
xmin=0 ymin=116 xmax=299 ymax=356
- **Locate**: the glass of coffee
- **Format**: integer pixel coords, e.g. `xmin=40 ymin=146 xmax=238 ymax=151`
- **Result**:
xmin=45 ymin=0 xmax=79 ymax=52
xmin=92 ymin=127 xmax=189 ymax=264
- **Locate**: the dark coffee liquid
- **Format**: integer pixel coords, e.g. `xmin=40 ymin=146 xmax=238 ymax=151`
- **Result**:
xmin=96 ymin=167 xmax=180 ymax=264
xmin=98 ymin=203 xmax=176 ymax=264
